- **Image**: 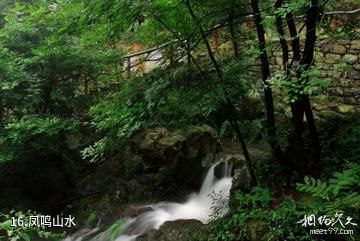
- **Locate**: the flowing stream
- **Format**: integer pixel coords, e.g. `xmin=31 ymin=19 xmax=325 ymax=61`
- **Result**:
xmin=64 ymin=162 xmax=233 ymax=241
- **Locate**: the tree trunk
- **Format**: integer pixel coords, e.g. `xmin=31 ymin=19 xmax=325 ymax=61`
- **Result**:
xmin=274 ymin=0 xmax=293 ymax=167
xmin=184 ymin=0 xmax=258 ymax=186
xmin=227 ymin=7 xmax=240 ymax=58
xmin=284 ymin=0 xmax=321 ymax=175
xmin=275 ymin=0 xmax=288 ymax=68
xmin=286 ymin=13 xmax=301 ymax=64
xmin=290 ymin=100 xmax=306 ymax=173
xmin=300 ymin=0 xmax=321 ymax=175
xmin=250 ymin=0 xmax=284 ymax=162
xmin=283 ymin=10 xmax=306 ymax=171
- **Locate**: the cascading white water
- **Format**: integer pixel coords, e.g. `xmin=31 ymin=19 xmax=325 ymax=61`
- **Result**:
xmin=64 ymin=162 xmax=233 ymax=241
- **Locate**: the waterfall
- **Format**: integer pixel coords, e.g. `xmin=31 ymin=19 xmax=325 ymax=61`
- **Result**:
xmin=63 ymin=162 xmax=233 ymax=241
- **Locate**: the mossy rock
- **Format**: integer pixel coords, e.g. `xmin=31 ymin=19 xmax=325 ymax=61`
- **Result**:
xmin=128 ymin=125 xmax=221 ymax=190
xmin=136 ymin=219 xmax=204 ymax=241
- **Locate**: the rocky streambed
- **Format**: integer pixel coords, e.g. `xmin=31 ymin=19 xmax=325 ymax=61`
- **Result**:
xmin=62 ymin=125 xmax=271 ymax=241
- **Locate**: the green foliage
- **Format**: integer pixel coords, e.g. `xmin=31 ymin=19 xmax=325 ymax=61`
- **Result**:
xmin=81 ymin=137 xmax=108 ymax=164
xmin=294 ymin=163 xmax=360 ymax=241
xmin=0 ymin=210 xmax=65 ymax=241
xmin=192 ymin=163 xmax=359 ymax=241
xmin=0 ymin=43 xmax=31 ymax=118
xmin=269 ymin=67 xmax=329 ymax=103
xmin=297 ymin=163 xmax=360 ymax=214
xmin=106 ymin=220 xmax=123 ymax=241
xmin=92 ymin=219 xmax=123 ymax=241
xmin=321 ymin=13 xmax=360 ymax=40
xmin=274 ymin=0 xmax=312 ymax=17
xmin=85 ymin=212 xmax=99 ymax=229
xmin=0 ymin=116 xmax=79 ymax=163
xmin=0 ymin=0 xmax=122 ymax=118
xmin=297 ymin=176 xmax=330 ymax=200
xmin=0 ymin=0 xmax=358 ymax=239
xmin=191 ymin=187 xmax=309 ymax=241
xmin=238 ymin=119 xmax=266 ymax=143
xmin=83 ymin=61 xmax=253 ymax=161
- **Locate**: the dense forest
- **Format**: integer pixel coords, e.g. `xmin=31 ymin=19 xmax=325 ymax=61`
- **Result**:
xmin=0 ymin=0 xmax=359 ymax=240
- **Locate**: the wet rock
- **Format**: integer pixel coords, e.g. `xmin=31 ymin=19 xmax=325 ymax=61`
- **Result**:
xmin=213 ymin=153 xmax=252 ymax=209
xmin=215 ymin=144 xmax=272 ymax=210
xmin=118 ymin=206 xmax=154 ymax=218
xmin=135 ymin=219 xmax=204 ymax=241
xmin=220 ymin=140 xmax=272 ymax=163
xmin=129 ymin=125 xmax=221 ymax=189
xmin=214 ymin=160 xmax=227 ymax=179
xmin=131 ymin=127 xmax=173 ymax=161
xmin=173 ymin=125 xmax=220 ymax=189
xmin=232 ymin=166 xmax=252 ymax=191
xmin=214 ymin=154 xmax=245 ymax=179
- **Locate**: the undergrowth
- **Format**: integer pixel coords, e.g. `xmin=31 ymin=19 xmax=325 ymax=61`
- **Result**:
xmin=83 ymin=62 xmax=258 ymax=162
xmin=189 ymin=162 xmax=359 ymax=241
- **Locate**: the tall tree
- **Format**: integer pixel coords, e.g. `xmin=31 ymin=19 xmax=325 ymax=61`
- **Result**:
xmin=274 ymin=0 xmax=323 ymax=175
xmin=250 ymin=0 xmax=284 ymax=162
xmin=299 ymin=0 xmax=322 ymax=174
xmin=227 ymin=6 xmax=240 ymax=58
xmin=184 ymin=0 xmax=258 ymax=186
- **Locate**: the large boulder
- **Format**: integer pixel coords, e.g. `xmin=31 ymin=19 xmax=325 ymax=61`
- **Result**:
xmin=214 ymin=154 xmax=251 ymax=187
xmin=129 ymin=125 xmax=221 ymax=189
xmin=213 ymin=153 xmax=252 ymax=209
xmin=218 ymin=144 xmax=272 ymax=209
xmin=135 ymin=219 xmax=204 ymax=241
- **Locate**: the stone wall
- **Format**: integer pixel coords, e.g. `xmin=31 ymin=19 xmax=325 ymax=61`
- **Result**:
xmin=268 ymin=39 xmax=360 ymax=114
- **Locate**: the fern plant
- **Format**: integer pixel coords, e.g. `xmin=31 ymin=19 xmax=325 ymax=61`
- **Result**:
xmin=297 ymin=163 xmax=360 ymax=217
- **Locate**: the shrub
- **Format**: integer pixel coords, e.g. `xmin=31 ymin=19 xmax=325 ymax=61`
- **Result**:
xmin=0 ymin=210 xmax=66 ymax=241
xmin=0 ymin=116 xmax=79 ymax=164
xmin=190 ymin=187 xmax=309 ymax=241
xmin=84 ymin=62 xmax=253 ymax=162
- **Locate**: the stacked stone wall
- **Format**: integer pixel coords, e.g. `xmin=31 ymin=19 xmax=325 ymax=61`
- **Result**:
xmin=268 ymin=39 xmax=360 ymax=114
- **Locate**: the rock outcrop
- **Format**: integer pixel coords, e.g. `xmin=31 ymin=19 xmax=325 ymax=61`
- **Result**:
xmin=129 ymin=125 xmax=221 ymax=189
xmin=135 ymin=219 xmax=204 ymax=241
xmin=214 ymin=143 xmax=273 ymax=209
